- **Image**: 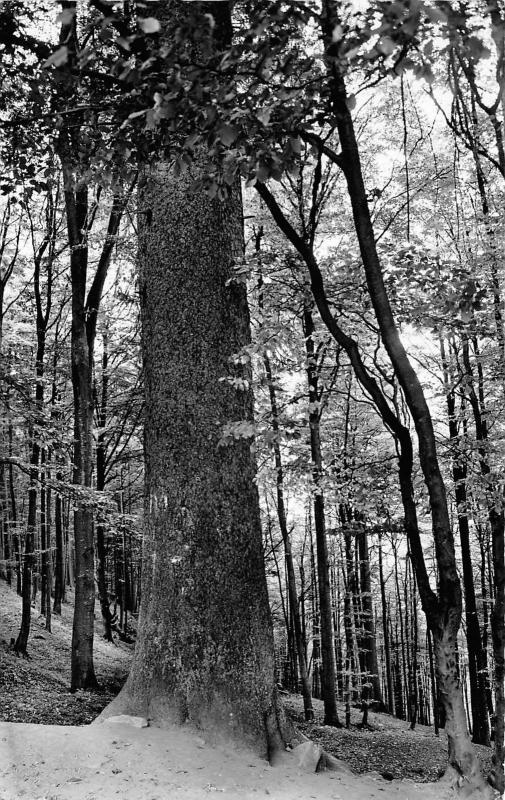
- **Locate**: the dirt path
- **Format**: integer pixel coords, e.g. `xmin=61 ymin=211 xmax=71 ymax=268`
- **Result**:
xmin=0 ymin=717 xmax=459 ymax=800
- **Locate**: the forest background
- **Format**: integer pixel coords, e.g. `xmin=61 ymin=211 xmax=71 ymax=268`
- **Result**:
xmin=0 ymin=1 xmax=504 ymax=797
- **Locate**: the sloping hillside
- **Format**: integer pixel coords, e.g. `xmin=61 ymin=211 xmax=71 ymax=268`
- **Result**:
xmin=0 ymin=580 xmax=132 ymax=725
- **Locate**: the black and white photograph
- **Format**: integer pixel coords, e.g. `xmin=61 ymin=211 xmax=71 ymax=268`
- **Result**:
xmin=0 ymin=2 xmax=503 ymax=798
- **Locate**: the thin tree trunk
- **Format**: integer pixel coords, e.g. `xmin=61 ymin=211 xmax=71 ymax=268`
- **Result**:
xmin=53 ymin=489 xmax=64 ymax=615
xmin=255 ymin=233 xmax=313 ymax=721
xmin=61 ymin=167 xmax=98 ymax=691
xmin=357 ymin=525 xmax=383 ymax=708
xmin=56 ymin=3 xmax=135 ymax=690
xmin=15 ymin=221 xmax=53 ymax=652
xmin=304 ymin=301 xmax=340 ymax=727
xmin=378 ymin=533 xmax=394 ymax=715
xmin=409 ymin=566 xmax=419 ymax=731
xmin=440 ymin=334 xmax=490 ymax=744
xmin=95 ymin=325 xmax=114 ymax=641
xmin=40 ymin=449 xmax=48 ymax=618
xmin=14 ymin=449 xmax=37 ymax=656
xmin=7 ymin=416 xmax=21 ymax=596
xmin=301 ymin=6 xmax=487 ymax=787
xmin=262 ymin=346 xmax=314 ymax=720
xmin=342 ymin=522 xmax=356 ymax=728
xmin=44 ymin=476 xmax=52 ymax=633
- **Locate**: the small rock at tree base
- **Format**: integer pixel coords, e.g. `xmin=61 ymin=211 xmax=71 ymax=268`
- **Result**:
xmin=102 ymin=715 xmax=149 ymax=728
xmin=292 ymin=741 xmax=323 ymax=772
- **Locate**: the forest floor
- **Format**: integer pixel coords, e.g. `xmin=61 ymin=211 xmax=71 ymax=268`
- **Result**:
xmin=0 ymin=580 xmax=496 ymax=799
xmin=0 ymin=580 xmax=132 ymax=725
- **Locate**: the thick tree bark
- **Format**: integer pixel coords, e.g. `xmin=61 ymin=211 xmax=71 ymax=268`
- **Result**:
xmin=100 ymin=160 xmax=298 ymax=757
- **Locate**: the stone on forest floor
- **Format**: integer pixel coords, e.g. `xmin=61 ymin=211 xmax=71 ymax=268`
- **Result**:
xmin=102 ymin=714 xmax=149 ymax=728
xmin=321 ymin=752 xmax=353 ymax=774
xmin=292 ymin=740 xmax=323 ymax=772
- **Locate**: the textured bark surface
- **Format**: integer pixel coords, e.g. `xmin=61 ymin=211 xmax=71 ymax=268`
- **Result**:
xmin=105 ymin=163 xmax=296 ymax=758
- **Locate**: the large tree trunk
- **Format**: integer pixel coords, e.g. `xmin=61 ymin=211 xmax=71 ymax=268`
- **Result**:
xmin=101 ymin=160 xmax=297 ymax=757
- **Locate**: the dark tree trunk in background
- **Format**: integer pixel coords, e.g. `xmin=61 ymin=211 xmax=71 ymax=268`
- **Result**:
xmin=378 ymin=533 xmax=394 ymax=715
xmin=14 ymin=200 xmax=55 ymax=653
xmin=303 ymin=302 xmax=341 ymax=728
xmin=259 ymin=298 xmax=314 ymax=719
xmin=53 ymin=489 xmax=64 ymax=615
xmin=311 ymin=6 xmax=488 ymax=788
xmin=56 ymin=3 xmax=134 ymax=690
xmin=40 ymin=449 xmax=52 ymax=633
xmin=470 ymin=147 xmax=505 ymax=791
xmin=14 ymin=450 xmax=37 ymax=656
xmin=440 ymin=335 xmax=490 ymax=745
xmin=255 ymin=229 xmax=313 ymax=720
xmin=95 ymin=326 xmax=114 ymax=641
xmin=7 ymin=417 xmax=21 ymax=596
xmin=341 ymin=516 xmax=357 ymax=728
xmin=409 ymin=564 xmax=419 ymax=731
xmin=51 ymin=324 xmax=65 ymax=616
xmin=457 ymin=330 xmax=504 ymax=779
xmin=56 ymin=4 xmax=97 ymax=692
xmin=60 ymin=167 xmax=98 ymax=691
xmin=357 ymin=525 xmax=383 ymax=708
xmin=0 ymin=470 xmax=10 ymax=585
